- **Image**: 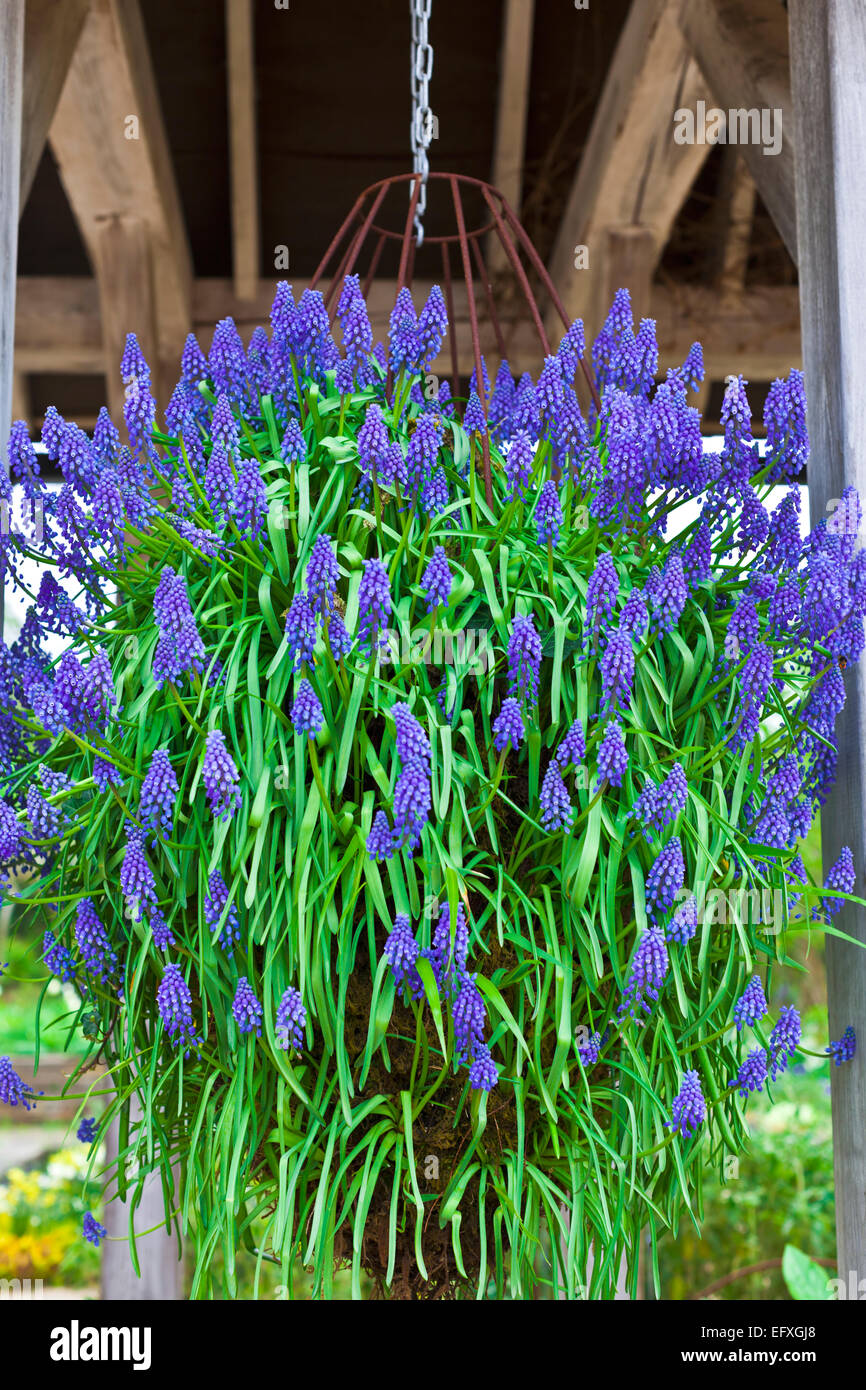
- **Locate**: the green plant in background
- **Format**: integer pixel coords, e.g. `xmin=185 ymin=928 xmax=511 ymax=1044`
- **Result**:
xmin=0 ymin=279 xmax=860 ymax=1299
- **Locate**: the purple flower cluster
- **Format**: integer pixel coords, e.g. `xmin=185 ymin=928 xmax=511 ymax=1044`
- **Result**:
xmin=596 ymin=721 xmax=628 ymax=789
xmin=140 ymin=748 xmax=178 ymax=841
xmin=826 ymin=1026 xmax=856 ymax=1066
xmin=75 ymin=900 xmax=117 ymax=981
xmin=730 ymin=1048 xmax=769 ymax=1099
xmin=619 ymin=925 xmax=668 ymax=1019
xmin=120 ymin=828 xmax=158 ymax=923
xmin=291 ymin=679 xmax=324 ymax=738
xmin=492 ymin=697 xmax=524 ymax=754
xmin=769 ymin=1006 xmax=801 ymax=1081
xmin=152 ymin=568 xmax=206 ymax=687
xmin=276 ymin=986 xmax=306 ymax=1052
xmin=733 ymin=975 xmax=768 ymax=1030
xmin=202 ymin=731 xmax=242 ymax=821
xmin=668 ymin=1070 xmax=706 ymax=1138
xmin=203 ymin=872 xmax=240 ymax=952
xmin=368 ymin=704 xmax=431 ymax=861
xmin=507 ymin=614 xmax=542 ymax=708
xmin=157 ymin=963 xmax=199 ymax=1053
xmin=232 ymin=977 xmax=263 ymax=1037
xmin=0 ymin=1056 xmax=40 ymax=1111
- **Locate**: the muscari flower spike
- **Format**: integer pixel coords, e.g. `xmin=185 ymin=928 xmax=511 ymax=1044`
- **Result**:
xmin=203 ymin=872 xmax=240 ymax=952
xmin=815 ymin=846 xmax=855 ymax=921
xmin=645 ymin=838 xmax=685 ymax=922
xmin=666 ymin=894 xmax=698 ymax=944
xmin=276 ymin=986 xmax=307 ymax=1052
xmin=421 ymin=546 xmax=452 ymax=612
xmin=619 ymin=925 xmax=668 ymax=1019
xmin=733 ymin=975 xmax=768 ymax=1030
xmin=539 ymin=762 xmax=574 ymax=832
xmin=83 ymin=1213 xmax=108 ymax=1248
xmin=468 ymin=1042 xmax=498 ymax=1092
xmin=0 ymin=1055 xmax=41 ymax=1111
xmin=769 ymin=1005 xmax=801 ymax=1080
xmin=507 ymin=613 xmax=542 ymax=708
xmin=77 ymin=1116 xmax=99 ymax=1145
xmin=202 ymin=730 xmax=242 ymax=821
xmin=75 ymin=899 xmax=117 ymax=981
xmin=232 ymin=977 xmax=263 ymax=1037
xmin=157 ymin=963 xmax=199 ymax=1053
xmin=384 ymin=914 xmax=424 ymax=1000
xmin=668 ymin=1070 xmax=706 ymax=1139
xmin=492 ymin=697 xmax=524 ymax=754
xmin=826 ymin=1026 xmax=856 ymax=1066
xmin=291 ymin=679 xmax=324 ymax=738
xmin=140 ymin=747 xmax=178 ymax=842
xmin=596 ymin=721 xmax=628 ymax=789
xmin=357 ymin=558 xmax=392 ymax=657
xmin=556 ymin=719 xmax=585 ymax=769
xmin=730 ymin=1047 xmax=769 ymax=1100
xmin=284 ymin=592 xmax=318 ymax=672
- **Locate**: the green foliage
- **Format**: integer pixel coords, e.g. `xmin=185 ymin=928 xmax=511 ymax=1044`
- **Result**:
xmin=782 ymin=1244 xmax=832 ymax=1301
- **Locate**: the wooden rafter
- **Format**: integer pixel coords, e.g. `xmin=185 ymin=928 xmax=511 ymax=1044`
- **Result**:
xmin=226 ymin=0 xmax=260 ymax=301
xmin=712 ymin=151 xmax=757 ymax=295
xmin=48 ymin=0 xmax=192 ymax=414
xmin=679 ymin=0 xmax=796 ymax=262
xmin=488 ymin=0 xmax=535 ymax=273
xmin=20 ymin=0 xmax=88 ymax=210
xmin=13 ymin=276 xmax=802 ymax=387
xmin=547 ymin=0 xmax=710 ymax=336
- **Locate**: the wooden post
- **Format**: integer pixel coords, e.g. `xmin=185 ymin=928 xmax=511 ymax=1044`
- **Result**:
xmin=102 ymin=1101 xmax=184 ymax=1300
xmin=226 ymin=0 xmax=260 ymax=301
xmin=600 ymin=225 xmax=655 ymax=328
xmin=488 ymin=0 xmax=534 ymax=274
xmin=1 ymin=1 xmax=24 ymax=455
xmin=20 ymin=0 xmax=88 ymax=210
xmin=789 ymin=0 xmax=866 ymax=1289
xmin=0 ymin=1 xmax=24 ymax=645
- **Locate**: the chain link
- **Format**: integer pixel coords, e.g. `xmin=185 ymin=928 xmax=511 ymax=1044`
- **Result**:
xmin=410 ymin=0 xmax=434 ymax=247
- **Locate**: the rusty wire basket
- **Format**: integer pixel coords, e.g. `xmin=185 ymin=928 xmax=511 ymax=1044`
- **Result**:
xmin=309 ymin=171 xmax=598 ymax=505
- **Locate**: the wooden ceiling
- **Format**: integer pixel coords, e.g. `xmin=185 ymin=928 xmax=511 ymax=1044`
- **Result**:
xmin=14 ymin=0 xmax=798 ymax=433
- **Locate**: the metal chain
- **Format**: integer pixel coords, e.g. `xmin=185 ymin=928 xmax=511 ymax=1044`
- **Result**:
xmin=410 ymin=0 xmax=434 ymax=246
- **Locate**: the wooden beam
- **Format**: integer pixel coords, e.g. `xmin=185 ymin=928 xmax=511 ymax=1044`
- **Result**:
xmin=14 ymin=276 xmax=803 ymax=383
xmin=20 ymin=0 xmax=88 ymax=209
xmin=488 ymin=0 xmax=535 ymax=273
xmin=49 ymin=0 xmax=192 ymax=394
xmin=789 ymin=0 xmax=866 ymax=1288
xmin=226 ymin=0 xmax=260 ymax=301
xmin=547 ymin=0 xmax=710 ymax=336
xmin=679 ymin=0 xmax=796 ymax=262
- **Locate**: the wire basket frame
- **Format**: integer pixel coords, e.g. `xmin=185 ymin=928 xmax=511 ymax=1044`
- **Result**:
xmin=309 ymin=171 xmax=599 ymax=506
